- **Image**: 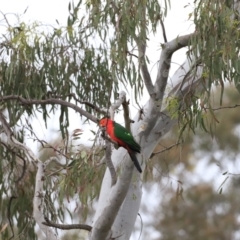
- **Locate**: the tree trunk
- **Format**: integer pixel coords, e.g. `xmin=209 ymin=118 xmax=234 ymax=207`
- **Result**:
xmin=91 ymin=56 xmax=203 ymax=239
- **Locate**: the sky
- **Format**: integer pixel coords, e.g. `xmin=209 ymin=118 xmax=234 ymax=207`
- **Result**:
xmin=0 ymin=0 xmax=70 ymax=25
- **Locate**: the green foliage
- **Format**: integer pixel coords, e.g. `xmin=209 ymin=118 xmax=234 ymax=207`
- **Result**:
xmin=149 ymin=86 xmax=240 ymax=183
xmin=0 ymin=145 xmax=37 ymax=240
xmin=0 ymin=0 xmax=171 ymax=134
xmin=0 ymin=3 xmax=171 ymax=236
xmin=35 ymin=132 xmax=106 ymax=222
xmin=192 ymin=0 xmax=240 ymax=98
xmin=83 ymin=0 xmax=169 ymax=103
xmin=0 ymin=20 xmax=113 ymax=124
xmin=166 ymin=93 xmax=208 ymax=139
xmin=166 ymin=96 xmax=180 ymax=119
xmin=57 ymin=147 xmax=105 ymax=221
xmin=174 ymin=0 xmax=240 ymax=136
xmin=3 ymin=0 xmax=240 ymax=238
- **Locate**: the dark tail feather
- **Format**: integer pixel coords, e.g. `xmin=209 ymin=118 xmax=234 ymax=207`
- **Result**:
xmin=128 ymin=151 xmax=142 ymax=173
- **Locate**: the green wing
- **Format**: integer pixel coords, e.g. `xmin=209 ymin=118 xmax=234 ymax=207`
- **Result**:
xmin=114 ymin=122 xmax=141 ymax=153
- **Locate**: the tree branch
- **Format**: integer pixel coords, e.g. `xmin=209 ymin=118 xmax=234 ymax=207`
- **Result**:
xmin=91 ymin=159 xmax=135 ymax=240
xmin=33 ymin=160 xmax=58 ymax=239
xmin=109 ymin=91 xmax=126 ymax=119
xmin=150 ymin=142 xmax=182 ymax=158
xmin=160 ymin=17 xmax=167 ymax=43
xmin=137 ymin=39 xmax=155 ymax=97
xmin=122 ymin=99 xmax=134 ymax=133
xmin=105 ymin=140 xmax=117 ymax=186
xmin=42 ymin=217 xmax=92 ymax=231
xmin=135 ymin=4 xmax=155 ymax=97
xmin=25 ymin=125 xmax=72 ymax=160
xmin=155 ymin=33 xmax=195 ymax=109
xmin=206 ymin=104 xmax=240 ymax=111
xmin=79 ymin=100 xmax=108 ymax=116
xmin=0 ymin=95 xmax=98 ymax=123
xmin=150 ymin=57 xmax=204 ymax=141
xmin=138 ymin=34 xmax=196 ymax=142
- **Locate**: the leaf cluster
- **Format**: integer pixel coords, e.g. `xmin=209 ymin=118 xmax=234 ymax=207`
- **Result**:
xmin=192 ymin=0 xmax=240 ymax=97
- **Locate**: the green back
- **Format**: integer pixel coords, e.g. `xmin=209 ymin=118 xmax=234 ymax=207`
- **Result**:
xmin=114 ymin=122 xmax=141 ymax=153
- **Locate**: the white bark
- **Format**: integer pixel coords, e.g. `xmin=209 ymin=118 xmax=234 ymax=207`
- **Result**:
xmin=91 ymin=91 xmax=135 ymax=239
xmin=33 ymin=160 xmax=58 ymax=240
xmin=92 ymin=2 xmax=240 ymax=238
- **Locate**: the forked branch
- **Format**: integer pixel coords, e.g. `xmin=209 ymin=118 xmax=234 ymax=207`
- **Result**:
xmin=155 ymin=33 xmax=195 ymax=109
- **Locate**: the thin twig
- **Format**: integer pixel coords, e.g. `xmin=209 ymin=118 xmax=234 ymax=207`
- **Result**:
xmin=42 ymin=216 xmax=92 ymax=231
xmin=25 ymin=125 xmax=72 ymax=160
xmin=126 ymin=51 xmax=138 ymax=59
xmin=80 ymin=100 xmax=108 ymax=115
xmin=160 ymin=17 xmax=167 ymax=43
xmin=151 ymin=142 xmax=182 ymax=158
xmin=54 ymin=93 xmax=108 ymax=115
xmin=206 ymin=104 xmax=240 ymax=111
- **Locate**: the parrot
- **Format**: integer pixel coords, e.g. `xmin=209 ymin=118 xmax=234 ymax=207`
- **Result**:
xmin=99 ymin=118 xmax=142 ymax=173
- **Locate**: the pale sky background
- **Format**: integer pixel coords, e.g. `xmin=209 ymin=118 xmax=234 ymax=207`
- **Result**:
xmin=1 ymin=1 xmax=236 ymax=239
